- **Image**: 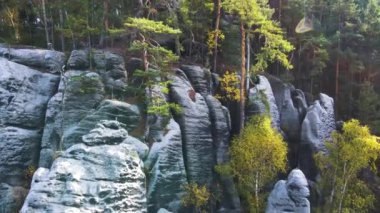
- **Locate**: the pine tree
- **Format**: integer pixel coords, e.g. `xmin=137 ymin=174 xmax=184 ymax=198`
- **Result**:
xmin=223 ymin=0 xmax=294 ymax=130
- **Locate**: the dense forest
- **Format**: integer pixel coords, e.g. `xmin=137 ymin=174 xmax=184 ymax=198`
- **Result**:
xmin=1 ymin=0 xmax=380 ymax=134
xmin=1 ymin=0 xmax=380 ymax=212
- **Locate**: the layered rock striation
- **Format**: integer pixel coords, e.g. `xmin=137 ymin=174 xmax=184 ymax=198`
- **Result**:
xmin=0 ymin=46 xmax=338 ymax=212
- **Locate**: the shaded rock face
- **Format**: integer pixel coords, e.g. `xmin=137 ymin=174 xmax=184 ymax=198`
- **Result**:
xmin=299 ymin=94 xmax=335 ymax=180
xmin=170 ymin=69 xmax=214 ymax=186
xmin=144 ymin=85 xmax=188 ymax=213
xmin=180 ymin=65 xmax=211 ymax=96
xmin=21 ymin=120 xmax=147 ymax=213
xmin=170 ymin=67 xmax=240 ymax=212
xmin=266 ymin=169 xmax=310 ymax=213
xmin=0 ymin=52 xmax=61 ymax=211
xmin=267 ymin=76 xmax=308 ymax=168
xmin=145 ymin=119 xmax=187 ymax=213
xmin=247 ymin=75 xmax=281 ymax=131
xmin=266 ymin=76 xmax=335 ymax=180
xmin=205 ymin=95 xmax=241 ymax=210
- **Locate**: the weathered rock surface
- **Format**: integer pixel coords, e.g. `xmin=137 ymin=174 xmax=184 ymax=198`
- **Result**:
xmin=0 ymin=183 xmax=29 ymax=212
xmin=67 ymin=50 xmax=90 ymax=70
xmin=67 ymin=49 xmax=128 ymax=92
xmin=205 ymin=95 xmax=240 ymax=210
xmin=143 ymin=84 xmax=188 ymax=212
xmin=180 ymin=65 xmax=211 ymax=96
xmin=0 ymin=46 xmax=65 ymax=73
xmin=299 ymin=94 xmax=335 ymax=180
xmin=266 ymin=169 xmax=310 ymax=213
xmin=170 ymin=69 xmax=214 ymax=186
xmin=146 ymin=119 xmax=187 ymax=213
xmin=21 ymin=120 xmax=147 ymax=213
xmin=39 ymin=50 xmax=138 ymax=168
xmin=0 ymin=55 xmax=61 ymax=211
xmin=247 ymin=75 xmax=281 ymax=130
xmin=0 ymin=58 xmax=60 ymax=127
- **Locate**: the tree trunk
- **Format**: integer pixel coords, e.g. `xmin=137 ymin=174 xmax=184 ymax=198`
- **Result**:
xmin=239 ymin=22 xmax=246 ymax=131
xmin=50 ymin=13 xmax=55 ymax=49
xmin=212 ymin=0 xmax=221 ymax=73
xmin=338 ymin=162 xmax=348 ymax=213
xmin=100 ymin=0 xmax=110 ymax=47
xmin=335 ymin=58 xmax=340 ymax=116
xmin=42 ymin=0 xmax=50 ymax=48
xmin=255 ymin=172 xmax=260 ymax=212
xmin=59 ymin=1 xmax=65 ymax=52
xmin=246 ymin=33 xmax=251 ymax=90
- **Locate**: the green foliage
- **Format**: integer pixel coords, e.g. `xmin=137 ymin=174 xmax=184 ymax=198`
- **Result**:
xmin=129 ymin=41 xmax=178 ymax=72
xmin=24 ymin=165 xmax=36 ymax=181
xmin=68 ymin=74 xmax=100 ymax=95
xmin=215 ymin=71 xmax=240 ymax=102
xmin=252 ymin=20 xmax=294 ymax=72
xmin=356 ymin=82 xmax=380 ymax=135
xmin=207 ymin=29 xmax=225 ymax=54
xmin=124 ymin=18 xmax=181 ymax=35
xmin=223 ymin=0 xmax=294 ymax=73
xmin=216 ymin=115 xmax=287 ymax=212
xmin=147 ymin=82 xmax=182 ymax=117
xmin=181 ymin=183 xmax=211 ymax=212
xmin=125 ymin=17 xmax=182 ymax=117
xmin=315 ymin=119 xmax=380 ymax=213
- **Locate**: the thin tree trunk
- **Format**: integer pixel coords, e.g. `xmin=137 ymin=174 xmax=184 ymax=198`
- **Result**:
xmin=335 ymin=59 xmax=340 ymax=116
xmin=279 ymin=0 xmax=282 ymax=23
xmin=255 ymin=172 xmax=260 ymax=211
xmin=50 ymin=13 xmax=55 ymax=49
xmin=335 ymin=11 xmax=341 ymax=118
xmin=328 ymin=166 xmax=338 ymax=207
xmin=6 ymin=8 xmax=20 ymax=41
xmin=59 ymin=2 xmax=65 ymax=52
xmin=212 ymin=0 xmax=221 ymax=73
xmin=100 ymin=0 xmax=110 ymax=47
xmin=239 ymin=22 xmax=246 ymax=131
xmin=42 ymin=0 xmax=50 ymax=48
xmin=338 ymin=162 xmax=348 ymax=213
xmin=246 ymin=33 xmax=251 ymax=91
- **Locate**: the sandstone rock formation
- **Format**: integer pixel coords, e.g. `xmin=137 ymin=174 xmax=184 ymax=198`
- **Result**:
xmin=21 ymin=120 xmax=147 ymax=213
xmin=266 ymin=169 xmax=310 ymax=213
xmin=0 ymin=53 xmax=61 ymax=211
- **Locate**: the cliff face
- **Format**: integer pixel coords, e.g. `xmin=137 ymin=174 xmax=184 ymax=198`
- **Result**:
xmin=0 ymin=47 xmax=338 ymax=212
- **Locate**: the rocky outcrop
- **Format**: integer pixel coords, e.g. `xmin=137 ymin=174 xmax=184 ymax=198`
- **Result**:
xmin=181 ymin=65 xmax=211 ymax=96
xmin=144 ymin=85 xmax=188 ymax=213
xmin=68 ymin=49 xmax=128 ymax=92
xmin=0 ymin=46 xmax=65 ymax=73
xmin=267 ymin=76 xmax=336 ymax=180
xmin=0 ymin=58 xmax=60 ymax=127
xmin=170 ymin=69 xmax=214 ymax=187
xmin=0 ymin=46 xmax=338 ymax=212
xmin=267 ymin=76 xmax=308 ymax=168
xmin=266 ymin=169 xmax=310 ymax=213
xmin=145 ymin=119 xmax=187 ymax=212
xmin=39 ymin=50 xmax=138 ymax=168
xmin=21 ymin=120 xmax=147 ymax=213
xmin=299 ymin=94 xmax=335 ymax=180
xmin=205 ymin=95 xmax=240 ymax=210
xmin=0 ymin=55 xmax=61 ymax=211
xmin=247 ymin=75 xmax=281 ymax=131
